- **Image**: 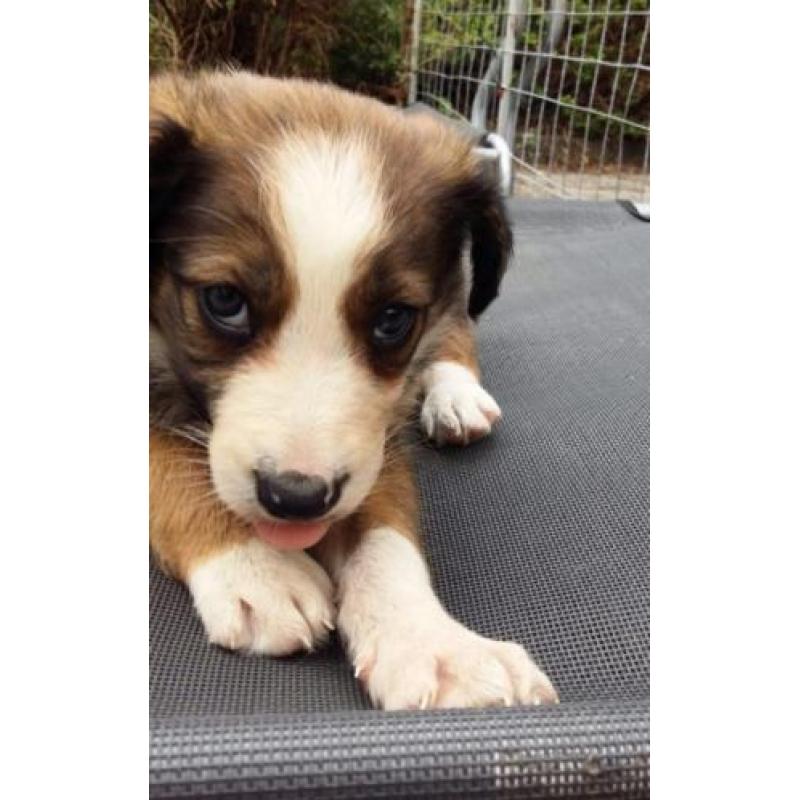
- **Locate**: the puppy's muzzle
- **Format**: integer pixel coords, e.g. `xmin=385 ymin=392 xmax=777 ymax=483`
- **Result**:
xmin=255 ymin=469 xmax=349 ymax=520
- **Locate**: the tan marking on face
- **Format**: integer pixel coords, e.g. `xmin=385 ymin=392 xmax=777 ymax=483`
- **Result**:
xmin=150 ymin=71 xmax=493 ymax=531
xmin=208 ymin=134 xmax=403 ymax=523
xmin=149 ymin=429 xmax=252 ymax=581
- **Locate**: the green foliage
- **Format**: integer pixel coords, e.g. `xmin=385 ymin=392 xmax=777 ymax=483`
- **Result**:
xmin=420 ymin=0 xmax=649 ymax=141
xmin=330 ymin=1 xmax=404 ymax=92
xmin=419 ymin=4 xmax=502 ymax=68
xmin=149 ymin=0 xmax=407 ymax=100
xmin=148 ymin=0 xmax=649 ymax=142
xmin=148 ymin=0 xmax=341 ymax=79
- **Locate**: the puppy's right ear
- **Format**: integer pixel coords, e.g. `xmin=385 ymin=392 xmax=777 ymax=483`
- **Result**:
xmin=150 ymin=117 xmax=208 ymax=268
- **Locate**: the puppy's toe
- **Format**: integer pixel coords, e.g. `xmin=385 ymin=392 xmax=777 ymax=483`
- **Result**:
xmin=189 ymin=539 xmax=335 ymax=656
xmin=421 ymin=370 xmax=501 ymax=446
xmin=489 ymin=640 xmax=560 ymax=705
xmin=358 ymin=616 xmax=557 ymax=710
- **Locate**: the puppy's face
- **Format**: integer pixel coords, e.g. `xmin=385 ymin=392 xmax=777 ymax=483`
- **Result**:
xmin=150 ymin=75 xmax=510 ymax=547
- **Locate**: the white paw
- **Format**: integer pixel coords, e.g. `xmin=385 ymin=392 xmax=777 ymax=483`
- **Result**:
xmin=353 ymin=614 xmax=558 ymax=711
xmin=188 ymin=538 xmax=335 ymax=656
xmin=420 ymin=361 xmax=501 ymax=446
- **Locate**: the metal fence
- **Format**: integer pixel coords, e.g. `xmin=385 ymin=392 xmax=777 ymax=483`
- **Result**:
xmin=409 ymin=0 xmax=650 ymax=201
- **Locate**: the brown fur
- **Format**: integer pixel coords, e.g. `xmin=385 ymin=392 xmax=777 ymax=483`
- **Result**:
xmin=430 ymin=315 xmax=481 ymax=377
xmin=150 ymin=72 xmax=475 ymax=184
xmin=150 ymin=72 xmax=489 ymax=419
xmin=149 ymin=428 xmax=252 ymax=580
xmin=151 ymin=429 xmax=419 ymax=582
xmin=313 ymin=444 xmax=420 ymax=574
xmin=144 ymin=76 xmax=559 ymax=709
xmin=150 ymin=71 xmax=510 ymax=579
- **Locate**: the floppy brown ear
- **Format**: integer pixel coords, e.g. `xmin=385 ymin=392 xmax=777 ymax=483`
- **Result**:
xmin=150 ymin=117 xmax=209 ymax=270
xmin=436 ymin=170 xmax=512 ymax=318
xmin=466 ymin=178 xmax=513 ymax=318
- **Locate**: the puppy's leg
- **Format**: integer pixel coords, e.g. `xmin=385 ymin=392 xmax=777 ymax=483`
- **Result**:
xmin=314 ymin=453 xmax=558 ymax=711
xmin=150 ymin=428 xmax=335 ymax=655
xmin=420 ymin=315 xmax=501 ymax=445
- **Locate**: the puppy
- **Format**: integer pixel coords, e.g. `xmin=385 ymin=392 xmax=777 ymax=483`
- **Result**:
xmin=150 ymin=71 xmax=557 ymax=709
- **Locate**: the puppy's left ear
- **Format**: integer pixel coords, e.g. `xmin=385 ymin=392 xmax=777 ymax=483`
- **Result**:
xmin=450 ymin=171 xmax=512 ymax=319
xmin=150 ymin=117 xmax=210 ymax=269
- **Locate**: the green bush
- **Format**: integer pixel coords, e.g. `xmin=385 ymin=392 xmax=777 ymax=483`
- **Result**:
xmin=420 ymin=0 xmax=649 ymax=140
xmin=330 ymin=1 xmax=404 ymax=95
xmin=149 ymin=0 xmax=406 ymax=101
xmin=149 ymin=0 xmax=649 ymax=148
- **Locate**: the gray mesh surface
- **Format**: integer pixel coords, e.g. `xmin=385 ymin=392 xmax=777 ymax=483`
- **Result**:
xmin=150 ymin=200 xmax=650 ymax=798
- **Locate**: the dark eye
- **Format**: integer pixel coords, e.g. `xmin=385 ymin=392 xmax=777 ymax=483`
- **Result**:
xmin=200 ymin=284 xmax=251 ymax=336
xmin=371 ymin=304 xmax=417 ymax=348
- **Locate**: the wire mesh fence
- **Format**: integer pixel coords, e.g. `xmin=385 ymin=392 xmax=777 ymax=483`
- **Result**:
xmin=409 ymin=0 xmax=650 ymax=200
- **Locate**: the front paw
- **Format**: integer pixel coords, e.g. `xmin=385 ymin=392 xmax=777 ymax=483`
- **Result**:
xmin=188 ymin=539 xmax=335 ymax=656
xmin=420 ymin=362 xmax=501 ymax=446
xmin=354 ymin=617 xmax=558 ymax=710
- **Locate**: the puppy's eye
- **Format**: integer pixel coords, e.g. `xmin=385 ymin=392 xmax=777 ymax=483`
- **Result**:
xmin=371 ymin=304 xmax=417 ymax=348
xmin=200 ymin=284 xmax=250 ymax=336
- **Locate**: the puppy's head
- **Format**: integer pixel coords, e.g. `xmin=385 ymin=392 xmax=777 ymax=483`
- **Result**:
xmin=150 ymin=73 xmax=511 ymax=549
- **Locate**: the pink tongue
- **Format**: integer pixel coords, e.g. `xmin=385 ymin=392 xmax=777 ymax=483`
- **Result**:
xmin=253 ymin=520 xmax=330 ymax=551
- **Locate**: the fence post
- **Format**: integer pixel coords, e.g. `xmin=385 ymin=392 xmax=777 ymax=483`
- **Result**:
xmin=497 ymin=0 xmax=523 ymax=152
xmin=408 ymin=0 xmax=423 ymax=105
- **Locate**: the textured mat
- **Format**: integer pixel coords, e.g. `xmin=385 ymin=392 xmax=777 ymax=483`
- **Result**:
xmin=150 ymin=199 xmax=650 ymax=798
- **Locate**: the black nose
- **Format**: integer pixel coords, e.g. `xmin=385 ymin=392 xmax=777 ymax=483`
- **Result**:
xmin=255 ymin=470 xmax=347 ymax=520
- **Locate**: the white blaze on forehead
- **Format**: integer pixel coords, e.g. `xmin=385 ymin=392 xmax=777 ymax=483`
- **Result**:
xmin=208 ymin=132 xmax=394 ymax=495
xmin=269 ymin=133 xmax=386 ymax=302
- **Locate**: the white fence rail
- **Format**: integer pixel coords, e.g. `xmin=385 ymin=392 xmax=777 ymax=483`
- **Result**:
xmin=409 ymin=0 xmax=650 ymax=201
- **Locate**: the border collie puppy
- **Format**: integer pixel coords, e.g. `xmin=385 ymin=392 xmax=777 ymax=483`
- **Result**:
xmin=150 ymin=71 xmax=557 ymax=709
